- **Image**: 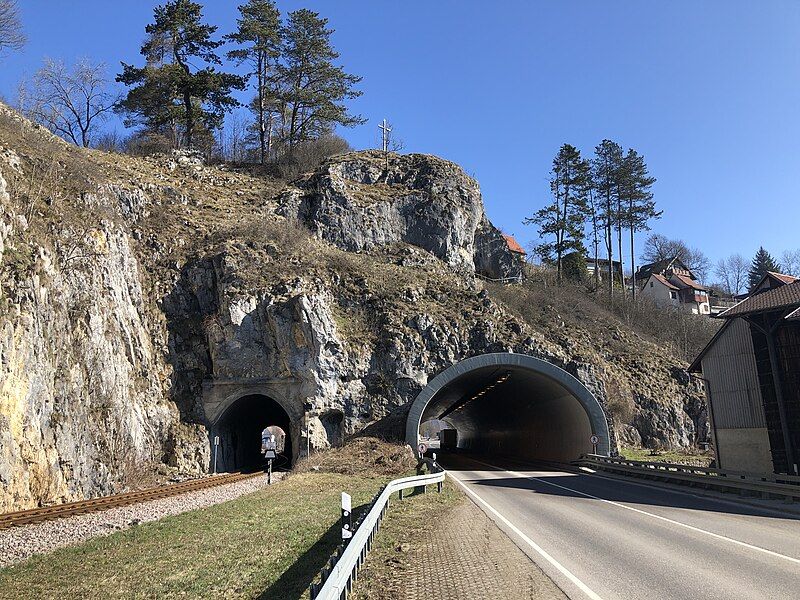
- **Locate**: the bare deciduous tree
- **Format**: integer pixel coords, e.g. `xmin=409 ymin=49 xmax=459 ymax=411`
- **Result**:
xmin=28 ymin=58 xmax=116 ymax=147
xmin=781 ymin=249 xmax=800 ymax=277
xmin=714 ymin=253 xmax=747 ymax=296
xmin=0 ymin=0 xmax=25 ymax=58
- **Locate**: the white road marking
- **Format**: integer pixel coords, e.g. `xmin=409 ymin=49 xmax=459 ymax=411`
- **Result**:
xmin=447 ymin=471 xmax=604 ymax=600
xmin=468 ymin=457 xmax=800 ymax=566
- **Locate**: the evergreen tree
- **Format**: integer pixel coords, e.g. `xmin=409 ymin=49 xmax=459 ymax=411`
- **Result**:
xmin=117 ymin=0 xmax=245 ymax=149
xmin=748 ymin=246 xmax=781 ymax=291
xmin=591 ymin=140 xmax=624 ymax=296
xmin=525 ymin=144 xmax=590 ymax=283
xmin=226 ymin=0 xmax=282 ymax=164
xmin=620 ymin=149 xmax=660 ymax=298
xmin=279 ymin=9 xmax=364 ymax=151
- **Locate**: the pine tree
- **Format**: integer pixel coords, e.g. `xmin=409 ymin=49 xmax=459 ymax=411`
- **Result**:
xmin=591 ymin=140 xmax=624 ymax=296
xmin=279 ymin=9 xmax=364 ymax=151
xmin=748 ymin=246 xmax=781 ymax=291
xmin=226 ymin=0 xmax=282 ymax=164
xmin=525 ymin=144 xmax=590 ymax=283
xmin=620 ymin=149 xmax=660 ymax=299
xmin=117 ymin=0 xmax=245 ymax=149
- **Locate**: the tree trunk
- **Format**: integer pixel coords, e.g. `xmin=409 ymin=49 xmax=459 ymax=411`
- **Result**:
xmin=184 ymin=88 xmax=193 ymax=148
xmin=630 ymin=198 xmax=636 ymax=301
xmin=617 ymin=198 xmax=624 ymax=297
xmin=257 ymin=54 xmax=266 ymax=165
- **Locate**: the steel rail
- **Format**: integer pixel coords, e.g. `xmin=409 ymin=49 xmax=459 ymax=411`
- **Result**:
xmin=577 ymin=454 xmax=800 ymax=501
xmin=0 ymin=470 xmax=264 ymax=529
xmin=311 ymin=459 xmax=445 ymax=600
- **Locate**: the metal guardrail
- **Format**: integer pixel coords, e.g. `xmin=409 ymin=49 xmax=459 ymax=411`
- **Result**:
xmin=310 ymin=458 xmax=446 ymax=600
xmin=577 ymin=454 xmax=800 ymax=501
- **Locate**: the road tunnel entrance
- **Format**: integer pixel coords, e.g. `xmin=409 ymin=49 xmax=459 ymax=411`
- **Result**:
xmin=215 ymin=394 xmax=293 ymax=471
xmin=406 ymin=353 xmax=610 ymax=462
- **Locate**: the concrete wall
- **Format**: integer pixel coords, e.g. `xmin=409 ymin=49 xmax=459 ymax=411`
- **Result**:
xmin=715 ymin=428 xmax=773 ymax=473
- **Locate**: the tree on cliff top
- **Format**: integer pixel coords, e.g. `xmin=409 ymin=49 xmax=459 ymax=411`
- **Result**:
xmin=525 ymin=144 xmax=590 ymax=283
xmin=591 ymin=140 xmax=624 ymax=295
xmin=117 ymin=0 xmax=245 ymax=149
xmin=225 ymin=0 xmax=282 ymax=164
xmin=0 ymin=0 xmax=25 ymax=59
xmin=279 ymin=9 xmax=364 ymax=152
xmin=748 ymin=246 xmax=781 ymax=291
xmin=27 ymin=58 xmax=116 ymax=148
xmin=619 ymin=149 xmax=660 ymax=298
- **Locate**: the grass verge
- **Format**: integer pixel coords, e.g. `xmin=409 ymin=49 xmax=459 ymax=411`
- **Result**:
xmin=0 ymin=472 xmax=389 ymax=600
xmin=619 ymin=444 xmax=714 ymax=467
xmin=350 ymin=479 xmax=462 ymax=600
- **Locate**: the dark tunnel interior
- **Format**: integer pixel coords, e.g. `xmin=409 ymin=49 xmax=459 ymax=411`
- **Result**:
xmin=417 ymin=365 xmax=595 ymax=462
xmin=215 ymin=394 xmax=293 ymax=471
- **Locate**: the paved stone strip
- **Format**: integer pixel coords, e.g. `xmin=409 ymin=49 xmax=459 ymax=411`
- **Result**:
xmin=0 ymin=472 xmax=283 ymax=568
xmin=401 ymin=498 xmax=566 ymax=599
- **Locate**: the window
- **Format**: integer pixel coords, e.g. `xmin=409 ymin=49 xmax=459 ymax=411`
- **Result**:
xmin=670 ymin=291 xmax=677 ymax=299
xmin=650 ymin=282 xmax=654 ymax=288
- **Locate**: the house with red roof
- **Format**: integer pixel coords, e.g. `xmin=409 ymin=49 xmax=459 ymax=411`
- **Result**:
xmin=638 ymin=257 xmax=711 ymax=314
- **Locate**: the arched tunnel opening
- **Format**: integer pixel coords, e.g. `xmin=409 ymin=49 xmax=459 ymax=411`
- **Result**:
xmin=407 ymin=354 xmax=610 ymax=463
xmin=215 ymin=394 xmax=293 ymax=471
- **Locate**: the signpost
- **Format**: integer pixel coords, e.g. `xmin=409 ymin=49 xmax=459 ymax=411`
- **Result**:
xmin=213 ymin=435 xmax=220 ymax=474
xmin=590 ymin=434 xmax=600 ymax=455
xmin=341 ymin=492 xmax=352 ymax=540
xmin=418 ymin=443 xmax=428 ymax=456
xmin=262 ymin=431 xmax=277 ymax=484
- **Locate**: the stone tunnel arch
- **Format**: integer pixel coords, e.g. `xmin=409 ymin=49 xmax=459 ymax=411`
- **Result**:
xmin=406 ymin=353 xmax=610 ymax=461
xmin=212 ymin=391 xmax=300 ymax=471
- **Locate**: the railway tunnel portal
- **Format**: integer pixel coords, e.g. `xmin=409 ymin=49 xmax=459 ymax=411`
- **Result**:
xmin=406 ymin=353 xmax=611 ymax=461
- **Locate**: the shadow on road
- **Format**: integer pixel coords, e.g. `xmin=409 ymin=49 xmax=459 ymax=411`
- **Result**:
xmin=441 ymin=451 xmax=800 ymax=521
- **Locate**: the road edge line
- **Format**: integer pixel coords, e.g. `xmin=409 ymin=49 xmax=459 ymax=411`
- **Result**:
xmin=469 ymin=458 xmax=800 ymax=566
xmin=446 ymin=471 xmax=604 ymax=600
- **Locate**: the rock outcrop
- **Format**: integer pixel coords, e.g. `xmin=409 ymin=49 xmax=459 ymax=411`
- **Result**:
xmin=0 ymin=104 xmax=707 ymax=510
xmin=277 ymin=151 xmax=524 ymax=280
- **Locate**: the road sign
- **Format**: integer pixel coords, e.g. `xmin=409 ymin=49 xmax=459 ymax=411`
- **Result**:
xmin=590 ymin=434 xmax=599 ymax=445
xmin=418 ymin=443 xmax=428 ymax=455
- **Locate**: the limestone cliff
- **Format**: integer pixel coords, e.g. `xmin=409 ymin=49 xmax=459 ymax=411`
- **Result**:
xmin=0 ymin=104 xmax=706 ymax=510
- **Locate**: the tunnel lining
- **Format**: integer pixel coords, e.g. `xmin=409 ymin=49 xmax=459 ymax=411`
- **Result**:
xmin=406 ymin=353 xmax=611 ymax=457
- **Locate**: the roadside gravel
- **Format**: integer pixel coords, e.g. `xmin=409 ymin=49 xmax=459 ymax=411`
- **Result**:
xmin=0 ymin=472 xmax=283 ymax=568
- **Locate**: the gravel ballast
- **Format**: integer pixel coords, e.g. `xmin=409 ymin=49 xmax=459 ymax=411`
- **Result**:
xmin=0 ymin=472 xmax=283 ymax=568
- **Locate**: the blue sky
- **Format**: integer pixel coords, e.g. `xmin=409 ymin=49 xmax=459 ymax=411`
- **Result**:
xmin=2 ymin=1 xmax=799 ymax=271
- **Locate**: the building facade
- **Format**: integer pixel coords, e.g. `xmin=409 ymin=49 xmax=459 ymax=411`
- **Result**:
xmin=690 ymin=275 xmax=800 ymax=475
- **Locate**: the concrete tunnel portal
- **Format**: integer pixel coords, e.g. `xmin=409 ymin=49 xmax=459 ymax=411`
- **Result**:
xmin=406 ymin=353 xmax=611 ymax=462
xmin=213 ymin=394 xmax=294 ymax=471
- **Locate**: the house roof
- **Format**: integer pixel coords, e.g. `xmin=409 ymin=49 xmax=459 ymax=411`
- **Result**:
xmin=717 ymin=280 xmax=800 ymax=319
xmin=502 ymin=234 xmax=526 ymax=255
xmin=766 ymin=271 xmax=798 ymax=285
xmin=672 ymin=273 xmax=708 ymax=291
xmin=636 ymin=257 xmax=696 ymax=281
xmin=651 ymin=273 xmax=679 ymax=290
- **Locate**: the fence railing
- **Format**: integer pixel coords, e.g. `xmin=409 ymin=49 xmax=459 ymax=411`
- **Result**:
xmin=310 ymin=458 xmax=445 ymax=600
xmin=577 ymin=454 xmax=800 ymax=501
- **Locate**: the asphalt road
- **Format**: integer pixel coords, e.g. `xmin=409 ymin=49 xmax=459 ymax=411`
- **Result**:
xmin=441 ymin=453 xmax=800 ymax=600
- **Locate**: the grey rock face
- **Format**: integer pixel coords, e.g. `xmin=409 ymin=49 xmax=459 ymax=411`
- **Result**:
xmin=277 ymin=151 xmax=524 ymax=280
xmin=0 ymin=123 xmax=707 ymax=509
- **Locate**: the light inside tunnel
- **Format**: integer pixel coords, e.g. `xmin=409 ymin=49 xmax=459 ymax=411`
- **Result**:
xmin=215 ymin=394 xmax=293 ymax=471
xmin=410 ymin=355 xmax=609 ymax=462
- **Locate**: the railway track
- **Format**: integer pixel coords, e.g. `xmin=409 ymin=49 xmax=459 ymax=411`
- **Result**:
xmin=0 ymin=470 xmax=264 ymax=530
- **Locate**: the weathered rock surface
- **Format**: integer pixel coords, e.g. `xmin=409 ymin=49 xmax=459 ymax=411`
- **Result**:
xmin=277 ymin=151 xmax=524 ymax=280
xmin=0 ymin=104 xmax=707 ymax=510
